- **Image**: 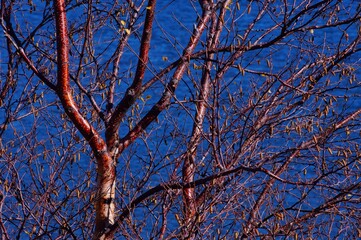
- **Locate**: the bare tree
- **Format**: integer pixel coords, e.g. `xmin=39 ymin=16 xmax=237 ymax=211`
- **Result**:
xmin=1 ymin=0 xmax=361 ymax=239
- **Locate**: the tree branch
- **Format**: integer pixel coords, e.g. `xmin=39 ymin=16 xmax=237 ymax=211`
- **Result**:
xmin=106 ymin=0 xmax=157 ymax=148
xmin=117 ymin=2 xmax=213 ymax=152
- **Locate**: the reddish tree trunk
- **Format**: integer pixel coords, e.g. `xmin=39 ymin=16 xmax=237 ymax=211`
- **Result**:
xmin=53 ymin=1 xmax=116 ymax=239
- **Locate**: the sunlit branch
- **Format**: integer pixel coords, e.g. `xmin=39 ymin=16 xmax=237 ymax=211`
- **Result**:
xmin=117 ymin=3 xmax=213 ymax=152
xmin=106 ymin=0 xmax=157 ymax=148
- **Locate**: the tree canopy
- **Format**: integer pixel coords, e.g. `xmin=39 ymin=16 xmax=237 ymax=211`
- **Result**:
xmin=1 ymin=0 xmax=361 ymax=239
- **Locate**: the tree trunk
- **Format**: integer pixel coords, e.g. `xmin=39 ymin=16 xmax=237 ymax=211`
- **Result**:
xmin=53 ymin=0 xmax=116 ymax=239
xmin=93 ymin=153 xmax=116 ymax=240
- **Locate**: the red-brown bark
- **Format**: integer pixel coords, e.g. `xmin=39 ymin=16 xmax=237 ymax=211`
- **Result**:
xmin=53 ymin=1 xmax=115 ymax=239
xmin=2 ymin=0 xmax=361 ymax=238
xmin=106 ymin=0 xmax=157 ymax=149
xmin=181 ymin=2 xmax=231 ymax=234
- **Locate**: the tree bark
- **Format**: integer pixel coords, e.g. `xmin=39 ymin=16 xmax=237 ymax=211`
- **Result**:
xmin=53 ymin=1 xmax=116 ymax=239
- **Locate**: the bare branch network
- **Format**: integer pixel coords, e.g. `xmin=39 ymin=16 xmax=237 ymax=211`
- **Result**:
xmin=0 ymin=0 xmax=361 ymax=239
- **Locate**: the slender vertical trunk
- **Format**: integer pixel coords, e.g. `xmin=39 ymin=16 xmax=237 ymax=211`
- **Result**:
xmin=53 ymin=1 xmax=116 ymax=239
xmin=181 ymin=2 xmax=231 ymax=238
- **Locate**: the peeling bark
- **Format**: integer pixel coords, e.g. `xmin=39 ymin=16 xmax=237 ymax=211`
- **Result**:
xmin=53 ymin=1 xmax=116 ymax=239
